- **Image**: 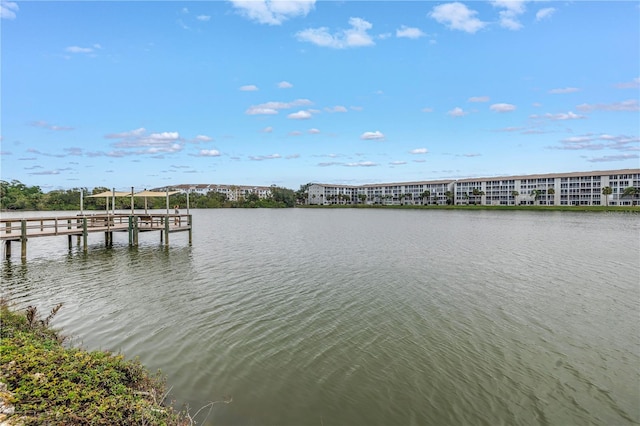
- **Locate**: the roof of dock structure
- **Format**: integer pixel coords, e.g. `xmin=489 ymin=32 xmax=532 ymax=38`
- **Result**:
xmin=87 ymin=190 xmax=180 ymax=198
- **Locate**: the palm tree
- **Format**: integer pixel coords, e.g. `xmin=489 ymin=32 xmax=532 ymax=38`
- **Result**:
xmin=511 ymin=190 xmax=519 ymax=205
xmin=471 ymin=188 xmax=484 ymax=205
xmin=602 ymin=186 xmax=612 ymax=206
xmin=547 ymin=187 xmax=555 ymax=205
xmin=405 ymin=193 xmax=413 ymax=205
xmin=420 ymin=190 xmax=431 ymax=205
xmin=358 ymin=194 xmax=367 ymax=204
xmin=622 ymin=186 xmax=640 ymax=205
xmin=530 ymin=189 xmax=542 ymax=205
xmin=445 ymin=191 xmax=453 ymax=205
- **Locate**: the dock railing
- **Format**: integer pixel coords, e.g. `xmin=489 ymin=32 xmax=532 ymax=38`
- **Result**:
xmin=1 ymin=213 xmax=192 ymax=260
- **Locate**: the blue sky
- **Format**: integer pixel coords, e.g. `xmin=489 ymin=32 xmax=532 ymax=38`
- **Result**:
xmin=1 ymin=0 xmax=639 ymax=191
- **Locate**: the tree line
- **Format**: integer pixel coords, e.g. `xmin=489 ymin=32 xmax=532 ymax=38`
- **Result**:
xmin=1 ymin=180 xmax=306 ymax=211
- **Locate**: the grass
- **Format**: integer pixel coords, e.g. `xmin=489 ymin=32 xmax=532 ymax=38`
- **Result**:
xmin=300 ymin=204 xmax=640 ymax=213
xmin=0 ymin=299 xmax=189 ymax=425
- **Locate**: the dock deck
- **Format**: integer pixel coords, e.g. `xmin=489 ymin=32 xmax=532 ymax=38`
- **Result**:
xmin=1 ymin=213 xmax=192 ymax=260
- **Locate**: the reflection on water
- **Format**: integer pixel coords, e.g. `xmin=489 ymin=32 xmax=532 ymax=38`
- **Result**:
xmin=2 ymin=209 xmax=639 ymax=425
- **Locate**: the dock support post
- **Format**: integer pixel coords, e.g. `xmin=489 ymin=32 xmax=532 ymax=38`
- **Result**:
xmin=68 ymin=235 xmax=72 ymax=250
xmin=128 ymin=216 xmax=133 ymax=246
xmin=82 ymin=217 xmax=88 ymax=253
xmin=164 ymin=215 xmax=169 ymax=247
xmin=4 ymin=241 xmax=11 ymax=259
xmin=134 ymin=216 xmax=139 ymax=246
xmin=188 ymin=214 xmax=192 ymax=245
xmin=21 ymin=220 xmax=27 ymax=260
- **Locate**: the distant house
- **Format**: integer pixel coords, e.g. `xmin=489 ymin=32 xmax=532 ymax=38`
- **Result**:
xmin=155 ymin=184 xmax=273 ymax=201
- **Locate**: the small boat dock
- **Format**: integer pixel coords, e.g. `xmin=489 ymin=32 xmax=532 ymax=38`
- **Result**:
xmin=1 ymin=213 xmax=192 ymax=260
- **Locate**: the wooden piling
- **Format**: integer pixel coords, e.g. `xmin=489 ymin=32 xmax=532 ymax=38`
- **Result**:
xmin=4 ymin=241 xmax=11 ymax=259
xmin=82 ymin=217 xmax=88 ymax=253
xmin=128 ymin=216 xmax=133 ymax=246
xmin=21 ymin=220 xmax=27 ymax=260
xmin=164 ymin=215 xmax=169 ymax=247
xmin=133 ymin=216 xmax=139 ymax=246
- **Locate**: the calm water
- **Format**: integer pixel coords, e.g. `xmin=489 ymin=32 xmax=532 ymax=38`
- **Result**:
xmin=2 ymin=209 xmax=639 ymax=425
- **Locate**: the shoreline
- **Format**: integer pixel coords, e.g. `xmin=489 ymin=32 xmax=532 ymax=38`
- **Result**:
xmin=0 ymin=300 xmax=189 ymax=425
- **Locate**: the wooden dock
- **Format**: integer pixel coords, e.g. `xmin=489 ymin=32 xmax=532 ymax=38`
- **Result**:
xmin=0 ymin=213 xmax=192 ymax=260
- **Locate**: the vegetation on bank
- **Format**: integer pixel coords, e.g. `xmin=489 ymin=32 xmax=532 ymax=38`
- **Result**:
xmin=0 ymin=180 xmax=304 ymax=210
xmin=300 ymin=203 xmax=640 ymax=213
xmin=3 ymin=179 xmax=638 ymax=212
xmin=0 ymin=300 xmax=189 ymax=425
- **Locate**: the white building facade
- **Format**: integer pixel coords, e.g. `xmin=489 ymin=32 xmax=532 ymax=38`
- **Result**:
xmin=171 ymin=184 xmax=272 ymax=201
xmin=308 ymin=169 xmax=640 ymax=207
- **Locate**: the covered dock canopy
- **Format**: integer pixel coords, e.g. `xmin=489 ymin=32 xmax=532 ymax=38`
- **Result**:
xmin=133 ymin=190 xmax=181 ymax=214
xmin=82 ymin=189 xmax=184 ymax=214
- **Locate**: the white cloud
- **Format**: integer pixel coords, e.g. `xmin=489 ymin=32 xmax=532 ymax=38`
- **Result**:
xmin=410 ymin=148 xmax=429 ymax=154
xmin=1 ymin=1 xmax=18 ymax=19
xmin=448 ymin=107 xmax=468 ymax=117
xmin=530 ymin=111 xmax=585 ymax=120
xmin=549 ymin=87 xmax=581 ymax=94
xmin=325 ymin=105 xmax=348 ymax=113
xmin=490 ymin=103 xmax=516 ymax=112
xmin=308 ymin=128 xmax=320 ymax=134
xmin=246 ymin=98 xmax=313 ymax=115
xmin=289 ymin=131 xmax=302 ymax=136
xmin=198 ymin=149 xmax=220 ymax=157
xmin=249 ymin=153 xmax=281 ymax=161
xmin=421 ymin=107 xmax=434 ymax=113
xmin=360 ymin=130 xmax=385 ymax=140
xmin=536 ymin=7 xmax=556 ymax=21
xmin=30 ymin=120 xmax=74 ymax=131
xmin=105 ymin=128 xmax=183 ymax=155
xmin=194 ymin=135 xmax=213 ymax=142
xmin=396 ymin=25 xmax=425 ymax=39
xmin=296 ymin=17 xmax=375 ymax=49
xmin=230 ymin=0 xmax=315 ymax=25
xmin=262 ymin=126 xmax=273 ymax=133
xmin=345 ymin=161 xmax=378 ymax=167
xmin=66 ymin=46 xmax=95 ymax=54
xmin=196 ymin=15 xmax=211 ymax=21
xmin=588 ymin=154 xmax=639 ymax=163
xmin=576 ymin=99 xmax=639 ymax=112
xmin=240 ymin=85 xmax=259 ymax=91
xmin=469 ymin=96 xmax=490 ymax=102
xmin=288 ymin=110 xmax=312 ymax=120
xmin=390 ymin=161 xmax=407 ymax=165
xmin=278 ymin=81 xmax=293 ymax=89
xmin=492 ymin=0 xmax=526 ymax=30
xmin=555 ymin=134 xmax=640 ymax=152
xmin=247 ymin=107 xmax=278 ymax=115
xmin=614 ymin=77 xmax=640 ymax=89
xmin=429 ymin=2 xmax=486 ymax=34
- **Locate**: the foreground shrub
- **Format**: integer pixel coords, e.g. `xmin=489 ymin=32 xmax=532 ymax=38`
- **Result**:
xmin=0 ymin=300 xmax=188 ymax=425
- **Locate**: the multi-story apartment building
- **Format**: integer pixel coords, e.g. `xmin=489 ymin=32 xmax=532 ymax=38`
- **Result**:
xmin=169 ymin=184 xmax=272 ymax=201
xmin=308 ymin=169 xmax=640 ymax=207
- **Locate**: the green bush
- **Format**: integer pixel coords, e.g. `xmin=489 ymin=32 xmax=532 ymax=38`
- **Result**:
xmin=0 ymin=301 xmax=188 ymax=425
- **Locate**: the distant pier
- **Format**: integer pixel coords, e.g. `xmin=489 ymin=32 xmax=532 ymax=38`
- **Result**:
xmin=1 ymin=213 xmax=192 ymax=260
